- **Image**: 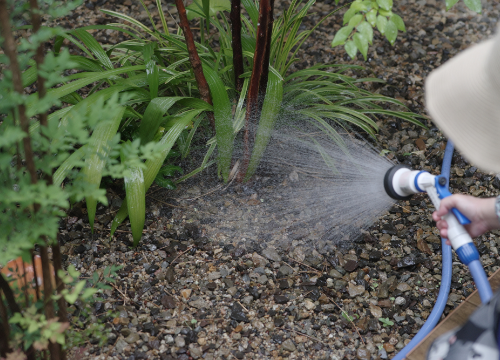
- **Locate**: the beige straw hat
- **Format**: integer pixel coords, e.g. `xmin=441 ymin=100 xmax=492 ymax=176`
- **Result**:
xmin=425 ymin=27 xmax=500 ymax=173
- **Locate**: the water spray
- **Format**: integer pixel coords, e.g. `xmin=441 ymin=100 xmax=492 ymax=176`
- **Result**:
xmin=383 ymin=161 xmax=493 ymax=359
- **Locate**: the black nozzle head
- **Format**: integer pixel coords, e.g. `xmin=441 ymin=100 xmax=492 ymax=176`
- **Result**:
xmin=384 ymin=165 xmax=413 ymax=201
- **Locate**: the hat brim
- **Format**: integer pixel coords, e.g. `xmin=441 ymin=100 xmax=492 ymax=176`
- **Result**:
xmin=426 ymin=38 xmax=500 ymax=174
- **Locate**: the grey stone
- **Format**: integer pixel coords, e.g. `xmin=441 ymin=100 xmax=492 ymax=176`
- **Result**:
xmin=348 ymin=283 xmax=365 ymax=297
xmin=395 ymin=297 xmax=406 ymax=306
xmin=208 ymin=271 xmax=221 ymax=280
xmin=329 ymin=269 xmax=343 ymax=279
xmin=189 ymin=299 xmax=208 ymax=309
xmin=175 ymin=335 xmax=186 ymax=347
xmin=278 ymin=265 xmax=294 ymax=276
xmin=262 ymin=247 xmax=282 ymax=262
xmin=227 ymin=287 xmax=238 ymax=296
xmin=241 ymin=296 xmax=254 ymax=305
xmin=282 ymin=339 xmax=297 ymax=352
xmin=125 ymin=332 xmax=140 ymax=344
xmin=189 ymin=344 xmax=203 ymax=359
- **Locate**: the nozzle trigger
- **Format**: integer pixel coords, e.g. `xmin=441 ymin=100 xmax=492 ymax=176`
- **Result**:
xmin=435 ymin=175 xmax=472 ymax=225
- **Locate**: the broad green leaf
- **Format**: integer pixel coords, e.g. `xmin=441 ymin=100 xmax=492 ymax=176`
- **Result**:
xmin=378 ymin=9 xmax=392 ymax=16
xmin=26 ymin=65 xmax=145 ymax=113
xmin=241 ymin=0 xmax=259 ymax=28
xmin=186 ymin=0 xmax=230 ymax=20
xmin=138 ymin=97 xmax=183 ymax=144
xmin=376 ymin=15 xmax=387 ymax=34
xmin=154 ymin=177 xmax=176 ymax=189
xmin=343 ymin=7 xmax=358 ymax=25
xmin=245 ymin=71 xmax=283 ymax=181
xmin=445 ymin=0 xmax=460 ymax=10
xmin=202 ymin=65 xmax=234 ymax=182
xmin=72 ymin=29 xmax=114 ymax=70
xmin=345 ymin=40 xmax=358 ymax=59
xmin=124 ymin=165 xmax=145 ymax=246
xmin=366 ymin=9 xmax=377 ymax=26
xmin=110 ymin=110 xmax=203 ymax=238
xmin=22 ymin=62 xmax=37 ymax=88
xmin=384 ymin=19 xmax=398 ymax=45
xmin=390 ymin=14 xmax=406 ymax=32
xmin=155 ymin=165 xmax=183 ymax=189
xmin=376 ymin=0 xmax=392 ymax=11
xmin=348 ymin=14 xmax=363 ymax=28
xmin=463 ymin=0 xmax=481 ymax=13
xmin=81 ymin=106 xmax=126 ymax=230
xmin=353 ymin=33 xmax=368 ymax=60
xmin=331 ymin=26 xmax=353 ymax=47
xmin=53 ymin=145 xmax=87 ymax=186
xmin=351 ymin=1 xmax=368 ymax=11
xmin=357 ymin=21 xmax=373 ymax=45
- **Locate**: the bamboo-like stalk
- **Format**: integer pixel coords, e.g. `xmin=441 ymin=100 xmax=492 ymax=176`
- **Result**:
xmin=258 ymin=0 xmax=274 ymax=98
xmin=0 ymin=292 xmax=11 ymax=357
xmin=239 ymin=0 xmax=272 ymax=181
xmin=40 ymin=246 xmax=61 ymax=360
xmin=52 ymin=240 xmax=68 ymax=360
xmin=174 ymin=0 xmax=216 ymax=132
xmin=231 ymin=0 xmax=244 ymax=93
xmin=0 ymin=0 xmax=38 ymax=185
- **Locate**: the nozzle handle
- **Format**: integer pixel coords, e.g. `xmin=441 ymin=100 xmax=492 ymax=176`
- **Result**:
xmin=435 ymin=175 xmax=472 ymax=225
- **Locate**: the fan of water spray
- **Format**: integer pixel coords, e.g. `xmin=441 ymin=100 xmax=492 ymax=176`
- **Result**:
xmin=244 ymin=122 xmax=397 ymax=249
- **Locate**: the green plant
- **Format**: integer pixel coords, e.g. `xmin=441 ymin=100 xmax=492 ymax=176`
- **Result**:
xmin=0 ymin=0 xmax=143 ymax=357
xmin=331 ymin=0 xmax=482 ymax=59
xmin=379 ymin=317 xmax=394 ymax=327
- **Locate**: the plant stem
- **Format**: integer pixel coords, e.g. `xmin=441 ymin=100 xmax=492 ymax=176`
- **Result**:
xmin=40 ymin=246 xmax=61 ymax=360
xmin=0 ymin=292 xmax=11 ymax=357
xmin=52 ymin=240 xmax=68 ymax=360
xmin=0 ymin=0 xmax=38 ymax=185
xmin=258 ymin=0 xmax=274 ymax=98
xmin=230 ymin=0 xmax=244 ymax=93
xmin=174 ymin=0 xmax=216 ymax=132
xmin=239 ymin=0 xmax=272 ymax=181
xmin=0 ymin=275 xmax=21 ymax=315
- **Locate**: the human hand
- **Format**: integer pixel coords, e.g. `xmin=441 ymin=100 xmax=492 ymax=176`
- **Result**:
xmin=432 ymin=194 xmax=499 ymax=239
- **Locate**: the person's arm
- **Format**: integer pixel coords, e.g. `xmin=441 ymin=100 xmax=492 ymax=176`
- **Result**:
xmin=432 ymin=194 xmax=500 ymax=239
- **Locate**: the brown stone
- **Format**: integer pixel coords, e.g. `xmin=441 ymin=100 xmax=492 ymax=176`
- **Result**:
xmin=415 ymin=138 xmax=426 ymax=151
xmin=383 ymin=343 xmax=395 ymax=353
xmin=417 ymin=238 xmax=433 ymax=255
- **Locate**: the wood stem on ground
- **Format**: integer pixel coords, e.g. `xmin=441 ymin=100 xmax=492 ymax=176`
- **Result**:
xmin=174 ymin=0 xmax=215 ymax=132
xmin=231 ymin=0 xmax=244 ymax=93
xmin=52 ymin=240 xmax=67 ymax=360
xmin=239 ymin=0 xmax=272 ymax=181
xmin=0 ymin=292 xmax=11 ymax=357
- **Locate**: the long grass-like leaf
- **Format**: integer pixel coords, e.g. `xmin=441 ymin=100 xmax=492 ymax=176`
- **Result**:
xmin=72 ymin=29 xmax=114 ymax=70
xmin=244 ymin=71 xmax=283 ymax=180
xmin=53 ymin=145 xmax=87 ymax=186
xmin=110 ymin=109 xmax=203 ymax=236
xmin=81 ymin=106 xmax=126 ymax=230
xmin=138 ymin=97 xmax=184 ymax=144
xmin=124 ymin=165 xmax=145 ymax=246
xmin=202 ymin=64 xmax=233 ymax=182
xmin=241 ymin=0 xmax=258 ymax=28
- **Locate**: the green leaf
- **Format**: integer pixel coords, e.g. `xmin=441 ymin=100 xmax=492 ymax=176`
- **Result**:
xmin=463 ymin=0 xmax=481 ymax=13
xmin=345 ymin=40 xmax=358 ymax=59
xmin=186 ymin=0 xmax=230 ymax=20
xmin=154 ymin=177 xmax=176 ymax=189
xmin=351 ymin=1 xmax=368 ymax=11
xmin=390 ymin=14 xmax=406 ymax=32
xmin=157 ymin=165 xmax=183 ymax=177
xmin=72 ymin=29 xmax=114 ymax=70
xmin=245 ymin=71 xmax=284 ymax=180
xmin=376 ymin=15 xmax=387 ymax=34
xmin=138 ymin=97 xmax=184 ymax=144
xmin=124 ymin=165 xmax=145 ymax=246
xmin=53 ymin=145 xmax=87 ymax=186
xmin=445 ymin=0 xmax=459 ymax=10
xmin=110 ymin=202 xmax=129 ymax=237
xmin=348 ymin=14 xmax=363 ymax=28
xmin=241 ymin=0 xmax=258 ymax=28
xmin=202 ymin=65 xmax=234 ymax=183
xmin=331 ymin=26 xmax=353 ymax=47
xmin=343 ymin=7 xmax=358 ymax=25
xmin=81 ymin=106 xmax=126 ymax=230
xmin=376 ymin=0 xmax=392 ymax=11
xmin=384 ymin=19 xmax=398 ymax=45
xmin=378 ymin=9 xmax=392 ymax=16
xmin=366 ymin=9 xmax=377 ymax=26
xmin=353 ymin=32 xmax=368 ymax=60
xmin=357 ymin=21 xmax=373 ymax=45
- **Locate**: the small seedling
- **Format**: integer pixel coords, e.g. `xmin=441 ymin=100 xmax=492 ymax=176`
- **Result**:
xmin=370 ymin=282 xmax=379 ymax=291
xmin=342 ymin=312 xmax=355 ymax=322
xmin=379 ymin=317 xmax=394 ymax=327
xmin=390 ymin=297 xmax=395 ymax=301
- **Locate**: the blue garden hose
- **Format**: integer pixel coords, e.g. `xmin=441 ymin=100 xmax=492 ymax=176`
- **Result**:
xmin=392 ymin=140 xmax=493 ymax=359
xmin=392 ymin=141 xmax=454 ymax=360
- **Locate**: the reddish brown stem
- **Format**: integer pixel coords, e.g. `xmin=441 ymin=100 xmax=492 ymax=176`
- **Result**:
xmin=258 ymin=0 xmax=274 ymax=98
xmin=0 ymin=292 xmax=11 ymax=357
xmin=0 ymin=0 xmax=38 ymax=185
xmin=52 ymin=240 xmax=67 ymax=360
xmin=231 ymin=0 xmax=244 ymax=93
xmin=29 ymin=0 xmax=48 ymax=128
xmin=174 ymin=0 xmax=216 ymax=132
xmin=0 ymin=275 xmax=21 ymax=315
xmin=31 ymin=250 xmax=41 ymax=301
xmin=40 ymin=246 xmax=61 ymax=360
xmin=239 ymin=0 xmax=272 ymax=181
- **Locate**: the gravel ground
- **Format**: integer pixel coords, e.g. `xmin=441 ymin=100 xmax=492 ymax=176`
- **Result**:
xmin=51 ymin=0 xmax=500 ymax=359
